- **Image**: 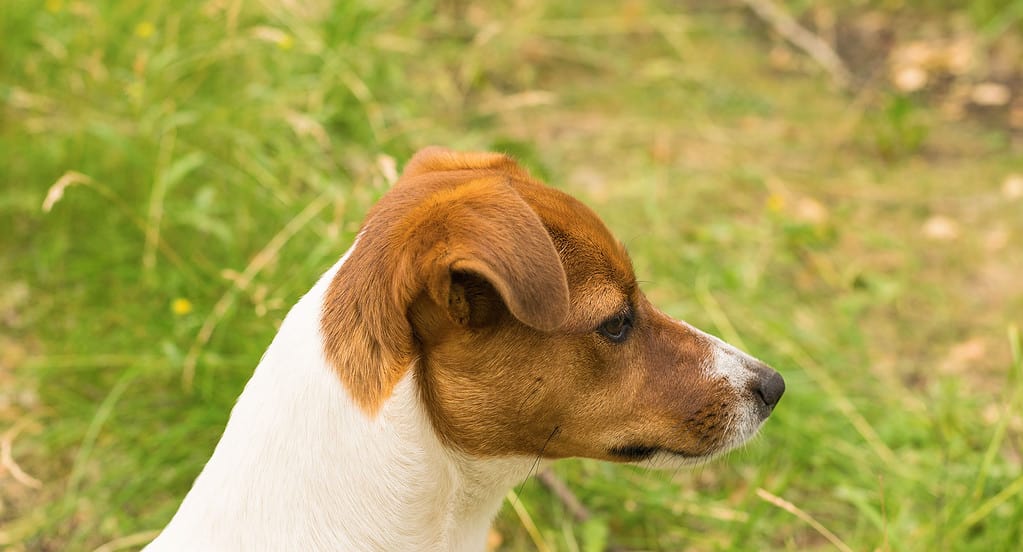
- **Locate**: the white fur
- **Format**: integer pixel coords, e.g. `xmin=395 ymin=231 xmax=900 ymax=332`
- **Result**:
xmin=672 ymin=320 xmax=757 ymax=392
xmin=146 ymin=243 xmax=535 ymax=552
xmin=708 ymin=339 xmax=768 ymax=448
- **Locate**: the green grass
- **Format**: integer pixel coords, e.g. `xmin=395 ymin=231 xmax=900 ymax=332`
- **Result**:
xmin=3 ymin=1 xmax=1023 ymax=551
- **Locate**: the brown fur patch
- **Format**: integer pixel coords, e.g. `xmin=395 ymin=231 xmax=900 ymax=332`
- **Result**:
xmin=321 ymin=149 xmax=569 ymax=415
xmin=323 ymin=146 xmax=777 ymax=462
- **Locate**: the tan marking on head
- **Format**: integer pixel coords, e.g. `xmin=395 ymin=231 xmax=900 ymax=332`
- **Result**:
xmin=326 ymin=147 xmax=782 ymax=462
xmin=408 ymin=155 xmax=779 ymax=463
xmin=321 ymin=148 xmax=570 ymax=415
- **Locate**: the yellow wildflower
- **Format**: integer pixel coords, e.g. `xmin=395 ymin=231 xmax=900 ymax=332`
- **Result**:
xmin=135 ymin=21 xmax=156 ymax=39
xmin=171 ymin=298 xmax=193 ymax=316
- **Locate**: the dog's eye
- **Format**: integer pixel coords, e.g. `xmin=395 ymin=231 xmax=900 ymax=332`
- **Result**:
xmin=598 ymin=313 xmax=631 ymax=343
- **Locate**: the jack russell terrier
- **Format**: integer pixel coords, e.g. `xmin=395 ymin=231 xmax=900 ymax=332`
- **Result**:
xmin=146 ymin=147 xmax=784 ymax=551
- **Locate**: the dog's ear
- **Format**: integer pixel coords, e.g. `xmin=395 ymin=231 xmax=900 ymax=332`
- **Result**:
xmin=421 ymin=178 xmax=569 ymax=333
xmin=322 ymin=153 xmax=569 ymax=416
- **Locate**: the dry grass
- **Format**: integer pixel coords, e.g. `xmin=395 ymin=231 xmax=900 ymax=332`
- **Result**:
xmin=2 ymin=1 xmax=1022 ymax=550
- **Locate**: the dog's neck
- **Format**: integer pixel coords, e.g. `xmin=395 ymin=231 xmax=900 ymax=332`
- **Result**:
xmin=149 ymin=249 xmax=534 ymax=551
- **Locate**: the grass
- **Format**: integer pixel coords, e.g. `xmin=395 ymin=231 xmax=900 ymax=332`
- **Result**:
xmin=2 ymin=0 xmax=1022 ymax=550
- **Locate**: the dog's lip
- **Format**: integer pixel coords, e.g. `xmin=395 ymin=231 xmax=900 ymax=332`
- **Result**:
xmin=607 ymin=444 xmax=701 ymax=462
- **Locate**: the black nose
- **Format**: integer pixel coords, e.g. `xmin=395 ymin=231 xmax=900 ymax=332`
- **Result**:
xmin=751 ymin=363 xmax=785 ymax=411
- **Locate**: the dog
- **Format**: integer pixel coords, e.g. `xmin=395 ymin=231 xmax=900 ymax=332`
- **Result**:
xmin=145 ymin=147 xmax=784 ymax=551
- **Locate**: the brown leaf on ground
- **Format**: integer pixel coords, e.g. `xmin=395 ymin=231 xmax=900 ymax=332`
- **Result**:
xmin=938 ymin=337 xmax=988 ymax=375
xmin=1003 ymin=174 xmax=1023 ymax=199
xmin=922 ymin=216 xmax=960 ymax=241
xmin=971 ymin=82 xmax=1012 ymax=107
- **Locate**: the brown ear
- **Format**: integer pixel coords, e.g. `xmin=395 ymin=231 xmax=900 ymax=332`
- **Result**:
xmin=321 ymin=161 xmax=569 ymax=416
xmin=422 ymin=178 xmax=570 ymax=333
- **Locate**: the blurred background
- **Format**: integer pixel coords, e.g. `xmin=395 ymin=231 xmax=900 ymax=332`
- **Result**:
xmin=2 ymin=0 xmax=1022 ymax=550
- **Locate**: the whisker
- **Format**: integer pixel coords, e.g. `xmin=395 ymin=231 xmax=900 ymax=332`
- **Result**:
xmin=514 ymin=425 xmax=561 ymax=500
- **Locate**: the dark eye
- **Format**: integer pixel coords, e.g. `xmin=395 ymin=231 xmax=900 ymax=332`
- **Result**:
xmin=598 ymin=313 xmax=632 ymax=343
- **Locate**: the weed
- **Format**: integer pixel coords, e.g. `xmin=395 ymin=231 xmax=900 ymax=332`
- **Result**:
xmin=2 ymin=1 xmax=1022 ymax=551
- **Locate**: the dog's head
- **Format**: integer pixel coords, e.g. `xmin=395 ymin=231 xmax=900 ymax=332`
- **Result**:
xmin=322 ymin=147 xmax=783 ymax=466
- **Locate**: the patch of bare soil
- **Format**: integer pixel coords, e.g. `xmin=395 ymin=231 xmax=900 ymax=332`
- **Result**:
xmin=812 ymin=6 xmax=1023 ymax=132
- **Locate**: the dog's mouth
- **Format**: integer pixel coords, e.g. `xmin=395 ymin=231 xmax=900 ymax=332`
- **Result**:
xmin=607 ymin=444 xmax=701 ymax=462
